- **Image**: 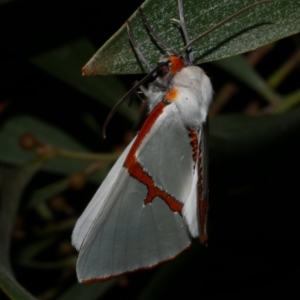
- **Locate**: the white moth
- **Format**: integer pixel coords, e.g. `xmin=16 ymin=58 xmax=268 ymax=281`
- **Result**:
xmin=72 ymin=0 xmax=270 ymax=283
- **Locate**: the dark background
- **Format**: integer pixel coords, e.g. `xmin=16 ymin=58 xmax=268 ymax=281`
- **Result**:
xmin=0 ymin=0 xmax=300 ymax=299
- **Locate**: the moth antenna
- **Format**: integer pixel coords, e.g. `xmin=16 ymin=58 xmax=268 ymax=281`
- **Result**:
xmin=139 ymin=8 xmax=179 ymax=56
xmin=127 ymin=21 xmax=152 ymax=72
xmin=102 ymin=62 xmax=166 ymax=138
xmin=181 ymin=0 xmax=272 ymax=52
xmin=172 ymin=0 xmax=194 ymax=63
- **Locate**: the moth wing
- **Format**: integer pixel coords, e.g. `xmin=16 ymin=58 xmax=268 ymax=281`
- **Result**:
xmin=201 ymin=119 xmax=209 ymax=206
xmin=137 ymin=104 xmax=196 ymax=205
xmin=183 ymin=118 xmax=209 ymax=242
xmin=75 ymin=103 xmax=194 ymax=282
xmin=198 ymin=118 xmax=209 ymax=243
xmin=72 ymin=137 xmax=136 ymax=250
xmin=182 ymin=128 xmax=201 ymax=238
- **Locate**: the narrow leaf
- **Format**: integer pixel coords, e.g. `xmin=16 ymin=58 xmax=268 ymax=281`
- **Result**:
xmin=83 ymin=0 xmax=300 ymax=75
xmin=0 ymin=161 xmax=44 ymax=300
xmin=210 ymin=106 xmax=300 ymax=164
xmin=55 ymin=279 xmax=117 ymax=300
xmin=214 ymin=55 xmax=281 ymax=104
xmin=28 ymin=179 xmax=69 ymax=209
xmin=30 ymin=37 xmax=138 ymax=122
xmin=0 ymin=116 xmax=108 ymax=182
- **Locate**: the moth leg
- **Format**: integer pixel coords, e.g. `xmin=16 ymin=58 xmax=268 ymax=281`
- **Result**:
xmin=139 ymin=85 xmax=151 ymax=103
xmin=139 ymin=8 xmax=178 ymax=56
xmin=172 ymin=0 xmax=193 ymax=63
xmin=127 ymin=81 xmax=146 ymax=109
xmin=127 ymin=21 xmax=152 ymax=72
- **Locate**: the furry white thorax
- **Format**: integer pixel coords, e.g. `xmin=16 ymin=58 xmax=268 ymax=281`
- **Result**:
xmin=171 ymin=66 xmax=213 ymax=129
xmin=139 ymin=84 xmax=166 ymax=112
xmin=142 ymin=64 xmax=213 ymax=130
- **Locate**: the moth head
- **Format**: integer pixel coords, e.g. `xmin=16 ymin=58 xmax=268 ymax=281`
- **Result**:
xmin=157 ymin=54 xmax=187 ymax=78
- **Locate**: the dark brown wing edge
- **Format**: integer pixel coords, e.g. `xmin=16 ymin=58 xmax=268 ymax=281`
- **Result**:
xmin=197 ymin=118 xmax=209 ymax=245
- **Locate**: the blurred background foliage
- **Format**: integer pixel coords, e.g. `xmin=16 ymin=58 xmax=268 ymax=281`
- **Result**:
xmin=0 ymin=0 xmax=300 ymax=299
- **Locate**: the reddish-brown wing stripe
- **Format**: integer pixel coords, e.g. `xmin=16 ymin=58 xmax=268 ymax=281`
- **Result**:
xmin=124 ymin=102 xmax=183 ymax=213
xmin=188 ymin=129 xmax=198 ymax=163
xmin=197 ymin=143 xmax=208 ymax=244
xmin=189 ymin=128 xmax=208 ymax=242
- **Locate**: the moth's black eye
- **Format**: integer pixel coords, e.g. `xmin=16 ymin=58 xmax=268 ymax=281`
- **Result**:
xmin=157 ymin=63 xmax=169 ymax=77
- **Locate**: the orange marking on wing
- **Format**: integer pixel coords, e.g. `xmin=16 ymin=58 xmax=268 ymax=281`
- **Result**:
xmin=126 ymin=102 xmax=166 ymax=156
xmin=164 ymin=88 xmax=178 ymax=102
xmin=124 ymin=102 xmax=183 ymax=213
xmin=169 ymin=55 xmax=185 ymax=73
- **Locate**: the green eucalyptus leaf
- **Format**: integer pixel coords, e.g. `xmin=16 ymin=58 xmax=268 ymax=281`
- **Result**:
xmin=83 ymin=0 xmax=300 ymax=75
xmin=55 ymin=279 xmax=117 ymax=300
xmin=19 ymin=256 xmax=77 ymax=270
xmin=213 ymin=55 xmax=281 ymax=104
xmin=30 ymin=37 xmax=138 ymax=122
xmin=273 ymin=89 xmax=300 ymax=113
xmin=17 ymin=238 xmax=56 ymax=264
xmin=34 ymin=219 xmax=76 ymax=238
xmin=0 ymin=161 xmax=44 ymax=300
xmin=210 ymin=106 xmax=300 ymax=164
xmin=0 ymin=115 xmax=108 ymax=183
xmin=28 ymin=179 xmax=69 ymax=209
xmin=34 ymin=202 xmax=54 ymax=221
xmin=0 ymin=267 xmax=37 ymax=300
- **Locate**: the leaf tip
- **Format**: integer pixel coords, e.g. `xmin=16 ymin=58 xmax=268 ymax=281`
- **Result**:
xmin=82 ymin=63 xmax=92 ymax=76
xmin=82 ymin=58 xmax=108 ymax=76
